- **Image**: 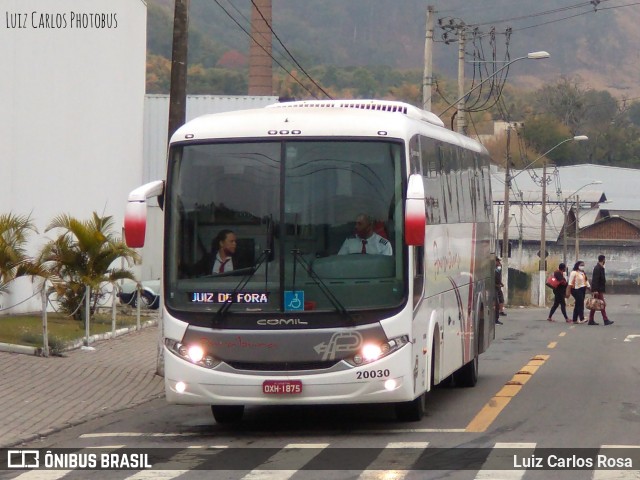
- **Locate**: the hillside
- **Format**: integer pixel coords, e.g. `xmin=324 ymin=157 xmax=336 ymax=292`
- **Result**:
xmin=147 ymin=0 xmax=640 ymax=98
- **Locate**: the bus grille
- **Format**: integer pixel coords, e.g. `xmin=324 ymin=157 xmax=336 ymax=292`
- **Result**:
xmin=226 ymin=360 xmax=340 ymax=371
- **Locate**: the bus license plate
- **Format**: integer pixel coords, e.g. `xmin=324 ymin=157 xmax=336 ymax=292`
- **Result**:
xmin=262 ymin=380 xmax=302 ymax=395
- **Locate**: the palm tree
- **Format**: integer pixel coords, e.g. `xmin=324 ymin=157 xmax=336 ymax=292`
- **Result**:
xmin=38 ymin=212 xmax=140 ymax=319
xmin=0 ymin=213 xmax=37 ymax=295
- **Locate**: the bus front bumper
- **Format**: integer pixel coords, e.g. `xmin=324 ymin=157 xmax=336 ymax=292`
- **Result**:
xmin=164 ymin=344 xmax=417 ymax=405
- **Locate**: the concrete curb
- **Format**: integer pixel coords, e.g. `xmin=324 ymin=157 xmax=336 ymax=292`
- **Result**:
xmin=0 ymin=342 xmax=38 ymax=355
xmin=0 ymin=318 xmax=158 ymax=357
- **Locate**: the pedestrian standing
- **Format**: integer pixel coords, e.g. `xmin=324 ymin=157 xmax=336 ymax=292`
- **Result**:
xmin=588 ymin=254 xmax=614 ymax=326
xmin=495 ymin=257 xmax=505 ymax=325
xmin=547 ymin=263 xmax=569 ymax=322
xmin=566 ymin=260 xmax=590 ymax=324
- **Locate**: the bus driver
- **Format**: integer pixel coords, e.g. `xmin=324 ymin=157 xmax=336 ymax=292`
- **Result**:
xmin=212 ymin=229 xmax=237 ymax=274
xmin=338 ymin=213 xmax=392 ymax=256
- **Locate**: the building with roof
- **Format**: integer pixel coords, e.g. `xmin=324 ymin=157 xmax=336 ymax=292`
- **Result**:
xmin=492 ymin=164 xmax=640 ymax=293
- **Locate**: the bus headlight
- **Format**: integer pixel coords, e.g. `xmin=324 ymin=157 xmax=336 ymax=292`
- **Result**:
xmin=187 ymin=345 xmax=204 ymax=363
xmin=165 ymin=339 xmax=220 ymax=369
xmin=345 ymin=335 xmax=410 ymax=366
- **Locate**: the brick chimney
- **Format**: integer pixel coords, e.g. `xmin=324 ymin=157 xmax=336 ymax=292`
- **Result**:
xmin=248 ymin=0 xmax=273 ymax=95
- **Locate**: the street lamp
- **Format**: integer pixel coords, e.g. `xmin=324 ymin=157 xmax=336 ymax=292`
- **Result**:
xmin=439 ymin=51 xmax=550 ymax=121
xmin=511 ymin=136 xmax=589 ymax=181
xmin=535 ymin=135 xmax=589 ymax=306
xmin=452 ymin=50 xmax=550 ymax=305
xmin=563 ymin=181 xmax=602 ymax=265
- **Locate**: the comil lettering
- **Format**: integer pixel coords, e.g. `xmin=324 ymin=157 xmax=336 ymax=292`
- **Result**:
xmin=257 ymin=318 xmax=308 ymax=326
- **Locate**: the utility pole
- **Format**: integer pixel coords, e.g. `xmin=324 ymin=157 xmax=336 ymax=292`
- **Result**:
xmin=168 ymin=0 xmax=190 ymax=141
xmin=563 ymin=198 xmax=569 ymax=266
xmin=422 ymin=5 xmax=435 ymax=111
xmin=501 ymin=126 xmax=511 ymax=304
xmin=575 ymin=195 xmax=580 ymax=261
xmin=456 ymin=26 xmax=466 ymax=134
xmin=538 ymin=163 xmax=548 ymax=306
xmin=518 ymin=193 xmax=524 ymax=268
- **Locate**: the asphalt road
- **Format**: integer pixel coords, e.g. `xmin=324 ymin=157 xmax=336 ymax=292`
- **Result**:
xmin=3 ymin=295 xmax=639 ymax=479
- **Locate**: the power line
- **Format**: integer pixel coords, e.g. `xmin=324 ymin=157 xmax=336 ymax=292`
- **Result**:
xmin=212 ymin=0 xmax=320 ymax=99
xmin=249 ymin=0 xmax=332 ymax=99
xmin=467 ymin=1 xmax=609 ymax=28
xmin=222 ymin=1 xmax=289 ymax=61
xmin=511 ymin=1 xmax=640 ymax=33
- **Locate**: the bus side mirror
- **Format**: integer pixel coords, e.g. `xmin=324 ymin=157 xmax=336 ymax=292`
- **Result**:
xmin=124 ymin=180 xmax=165 ymax=248
xmin=405 ymin=174 xmax=426 ymax=246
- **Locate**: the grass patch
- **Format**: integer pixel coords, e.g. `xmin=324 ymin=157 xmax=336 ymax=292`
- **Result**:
xmin=0 ymin=311 xmax=156 ymax=350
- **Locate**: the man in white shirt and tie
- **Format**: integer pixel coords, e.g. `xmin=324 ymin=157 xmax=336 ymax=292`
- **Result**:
xmin=212 ymin=229 xmax=237 ymax=274
xmin=338 ymin=214 xmax=392 ymax=256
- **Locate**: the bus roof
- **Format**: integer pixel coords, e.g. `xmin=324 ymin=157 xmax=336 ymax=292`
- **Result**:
xmin=171 ymin=99 xmax=487 ymax=154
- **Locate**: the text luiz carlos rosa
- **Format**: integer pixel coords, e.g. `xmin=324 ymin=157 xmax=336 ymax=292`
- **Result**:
xmin=513 ymin=453 xmax=633 ymax=469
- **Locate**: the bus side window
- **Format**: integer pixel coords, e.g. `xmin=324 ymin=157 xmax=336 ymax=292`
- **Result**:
xmin=421 ymin=136 xmax=441 ymax=225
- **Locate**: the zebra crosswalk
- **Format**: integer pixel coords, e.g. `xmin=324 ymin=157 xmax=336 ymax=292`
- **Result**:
xmin=3 ymin=442 xmax=639 ymax=480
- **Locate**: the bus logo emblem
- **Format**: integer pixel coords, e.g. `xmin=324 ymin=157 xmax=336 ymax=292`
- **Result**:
xmin=314 ymin=332 xmax=363 ymax=360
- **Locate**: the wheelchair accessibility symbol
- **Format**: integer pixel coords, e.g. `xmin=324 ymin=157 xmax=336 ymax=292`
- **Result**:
xmin=284 ymin=291 xmax=304 ymax=311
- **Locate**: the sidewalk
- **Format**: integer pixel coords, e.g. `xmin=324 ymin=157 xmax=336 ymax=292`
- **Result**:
xmin=0 ymin=325 xmax=164 ymax=447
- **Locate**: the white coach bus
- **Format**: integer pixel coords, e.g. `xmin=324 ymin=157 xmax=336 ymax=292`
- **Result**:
xmin=125 ymin=100 xmax=496 ymax=423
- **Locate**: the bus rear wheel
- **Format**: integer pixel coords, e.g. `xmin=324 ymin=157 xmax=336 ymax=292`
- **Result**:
xmin=211 ymin=405 xmax=244 ymax=424
xmin=394 ymin=392 xmax=425 ymax=422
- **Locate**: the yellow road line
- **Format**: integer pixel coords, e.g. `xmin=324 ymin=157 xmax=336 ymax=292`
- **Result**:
xmin=548 ymin=341 xmax=557 ymax=349
xmin=559 ymin=332 xmax=566 ymax=337
xmin=466 ymin=355 xmax=549 ymax=433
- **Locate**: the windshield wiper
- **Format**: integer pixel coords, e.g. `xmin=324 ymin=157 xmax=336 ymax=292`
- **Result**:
xmin=213 ymin=249 xmax=271 ymax=325
xmin=291 ymin=249 xmax=355 ymax=326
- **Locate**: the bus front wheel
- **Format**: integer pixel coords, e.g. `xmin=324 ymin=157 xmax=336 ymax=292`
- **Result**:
xmin=211 ymin=405 xmax=244 ymax=424
xmin=394 ymin=392 xmax=425 ymax=422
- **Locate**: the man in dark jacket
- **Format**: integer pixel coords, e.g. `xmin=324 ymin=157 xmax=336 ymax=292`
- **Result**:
xmin=495 ymin=257 xmax=505 ymax=325
xmin=589 ymin=254 xmax=614 ymax=326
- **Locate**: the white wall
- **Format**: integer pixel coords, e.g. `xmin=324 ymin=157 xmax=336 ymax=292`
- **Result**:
xmin=0 ymin=0 xmax=147 ymax=313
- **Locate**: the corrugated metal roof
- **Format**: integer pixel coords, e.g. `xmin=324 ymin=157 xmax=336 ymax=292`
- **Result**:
xmin=494 ymin=164 xmax=639 ymax=210
xmin=491 ymin=163 xmax=640 ymax=242
xmin=143 ymin=95 xmax=279 ymax=182
xmin=493 ymin=203 xmax=601 ymax=242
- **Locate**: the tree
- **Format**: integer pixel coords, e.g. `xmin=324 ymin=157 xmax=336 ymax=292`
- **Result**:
xmin=0 ymin=213 xmax=37 ymax=295
xmin=626 ymin=101 xmax=640 ymax=127
xmin=146 ymin=54 xmax=172 ymax=93
xmin=582 ymin=90 xmax=618 ymax=129
xmin=37 ymin=212 xmax=140 ymax=319
xmin=533 ymin=76 xmax=588 ymax=133
xmin=519 ymin=115 xmax=579 ymax=166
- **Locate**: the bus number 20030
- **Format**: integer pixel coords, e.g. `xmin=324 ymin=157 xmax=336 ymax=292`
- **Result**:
xmin=356 ymin=369 xmax=391 ymax=380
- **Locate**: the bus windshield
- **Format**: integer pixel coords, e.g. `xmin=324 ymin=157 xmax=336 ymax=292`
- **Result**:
xmin=165 ymin=140 xmax=407 ymax=320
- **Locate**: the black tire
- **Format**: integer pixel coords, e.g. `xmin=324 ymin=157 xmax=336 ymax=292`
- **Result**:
xmin=395 ymin=392 xmax=425 ymax=422
xmin=453 ymin=355 xmax=478 ymax=387
xmin=211 ymin=405 xmax=244 ymax=424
